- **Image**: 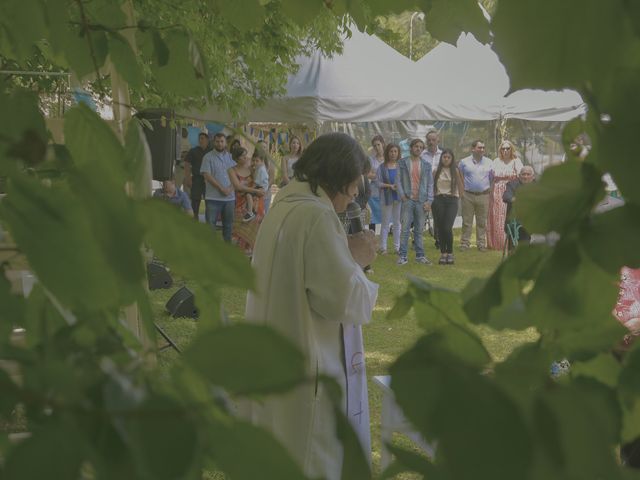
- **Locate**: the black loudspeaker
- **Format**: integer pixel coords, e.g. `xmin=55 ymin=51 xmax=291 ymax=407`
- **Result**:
xmin=147 ymin=261 xmax=173 ymax=290
xmin=135 ymin=109 xmax=176 ymax=181
xmin=165 ymin=286 xmax=199 ymax=319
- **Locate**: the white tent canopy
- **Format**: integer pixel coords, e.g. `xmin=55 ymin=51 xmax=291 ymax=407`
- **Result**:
xmin=415 ymin=32 xmax=586 ymax=122
xmin=184 ymin=29 xmax=585 ymax=124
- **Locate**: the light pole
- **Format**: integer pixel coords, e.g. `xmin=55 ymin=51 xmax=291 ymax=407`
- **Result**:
xmin=409 ymin=11 xmax=425 ymax=60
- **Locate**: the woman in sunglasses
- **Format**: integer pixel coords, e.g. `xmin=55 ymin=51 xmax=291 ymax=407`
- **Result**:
xmin=487 ymin=140 xmax=523 ymax=250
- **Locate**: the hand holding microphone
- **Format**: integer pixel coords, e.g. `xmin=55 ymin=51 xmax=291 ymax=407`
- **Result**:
xmin=346 ymin=202 xmax=376 ymax=268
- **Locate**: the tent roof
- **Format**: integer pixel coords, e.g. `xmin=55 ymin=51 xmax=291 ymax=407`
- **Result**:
xmin=184 ymin=29 xmax=586 ymax=124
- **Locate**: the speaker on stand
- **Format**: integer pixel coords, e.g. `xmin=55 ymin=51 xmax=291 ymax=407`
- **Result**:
xmin=135 ymin=109 xmax=177 ymax=181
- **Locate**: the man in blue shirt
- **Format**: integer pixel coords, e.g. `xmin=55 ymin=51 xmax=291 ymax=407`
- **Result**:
xmin=153 ymin=179 xmax=193 ymax=215
xmin=396 ymin=138 xmax=434 ymax=265
xmin=200 ymin=133 xmax=236 ymax=242
xmin=458 ymin=140 xmax=493 ymax=251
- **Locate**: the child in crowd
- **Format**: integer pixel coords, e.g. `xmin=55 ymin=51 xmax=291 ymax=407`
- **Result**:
xmin=244 ymin=150 xmax=270 ymax=222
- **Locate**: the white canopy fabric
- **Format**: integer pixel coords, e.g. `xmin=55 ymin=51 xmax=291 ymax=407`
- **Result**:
xmin=184 ymin=29 xmax=585 ymax=124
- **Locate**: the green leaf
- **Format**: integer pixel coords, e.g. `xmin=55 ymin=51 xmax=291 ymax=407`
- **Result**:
xmin=386 ymin=291 xmax=413 ymax=320
xmin=0 ymin=0 xmax=47 ymax=61
xmin=216 ymin=0 xmax=266 ymax=31
xmin=3 ymin=420 xmax=85 ymax=479
xmin=533 ymin=380 xmax=623 ymax=479
xmin=0 ymin=265 xmax=26 ymax=341
xmin=65 ymin=105 xmax=145 ymax=304
xmin=137 ymin=199 xmax=253 ymax=291
xmin=591 ymin=69 xmax=640 ymax=205
xmin=427 ymin=0 xmax=490 ymax=45
xmin=0 ymin=369 xmax=20 ymax=417
xmin=64 ymin=104 xmax=124 ymax=173
xmin=184 ymin=324 xmax=306 ymax=395
xmin=113 ymin=395 xmax=199 ymax=480
xmin=150 ymin=30 xmax=169 ymax=66
xmin=494 ymin=342 xmax=553 ymax=409
xmin=279 ymin=0 xmax=327 ymax=26
xmin=335 ymin=407 xmax=372 ymax=480
xmin=621 ymin=399 xmax=640 ymax=443
xmin=209 ymin=416 xmax=307 ymax=480
xmin=84 ymin=0 xmax=126 ymax=30
xmin=528 ymin=242 xmax=618 ymax=327
xmin=619 ymin=343 xmax=640 ymax=408
xmin=408 ymin=276 xmax=469 ymax=330
xmin=571 ymin=353 xmax=622 ymax=388
xmin=516 ymin=161 xmax=605 ymax=235
xmin=108 ymin=33 xmax=144 ymax=89
xmin=463 ymin=244 xmax=550 ymax=328
xmin=381 ymin=444 xmax=442 ymax=480
xmin=581 ymin=204 xmax=640 ymax=274
xmin=22 ymin=284 xmax=69 ymax=348
xmin=0 ymin=90 xmax=47 ymax=150
xmin=624 ymin=0 xmax=640 ymax=36
xmin=492 ymin=0 xmax=636 ymax=91
xmin=0 ymin=174 xmax=122 ymax=311
xmin=390 ymin=330 xmax=531 ymax=480
xmin=152 ymin=30 xmax=205 ymax=97
xmin=123 ymin=119 xmax=151 ymax=197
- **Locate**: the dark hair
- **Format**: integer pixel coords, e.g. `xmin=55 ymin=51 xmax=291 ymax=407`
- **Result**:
xmin=384 ymin=143 xmax=400 ymax=164
xmin=371 ymin=135 xmax=385 ymax=146
xmin=293 ymin=133 xmax=366 ymax=198
xmin=232 ymin=147 xmax=247 ymax=162
xmin=252 ymin=148 xmax=269 ymax=169
xmin=471 ymin=139 xmax=484 ymax=148
xmin=426 ymin=130 xmax=438 ymax=139
xmin=214 ymin=132 xmax=226 ymax=140
xmin=198 ymin=132 xmax=208 ymax=140
xmin=433 ymin=148 xmax=458 ymax=195
xmin=410 ymin=138 xmax=424 ymax=149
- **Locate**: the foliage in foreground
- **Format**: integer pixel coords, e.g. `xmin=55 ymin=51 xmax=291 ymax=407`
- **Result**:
xmin=0 ymin=0 xmax=640 ymax=479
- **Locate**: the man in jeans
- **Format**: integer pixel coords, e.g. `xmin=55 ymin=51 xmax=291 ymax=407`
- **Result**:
xmin=458 ymin=140 xmax=493 ymax=251
xmin=396 ymin=138 xmax=434 ymax=265
xmin=200 ymin=133 xmax=236 ymax=242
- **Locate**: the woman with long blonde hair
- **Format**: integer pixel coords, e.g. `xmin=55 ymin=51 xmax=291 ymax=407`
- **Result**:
xmin=487 ymin=140 xmax=524 ymax=250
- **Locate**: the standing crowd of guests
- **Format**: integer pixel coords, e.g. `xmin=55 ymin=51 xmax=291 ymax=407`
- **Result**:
xmin=155 ymin=129 xmax=535 ymax=262
xmin=356 ymin=131 xmax=535 ymax=266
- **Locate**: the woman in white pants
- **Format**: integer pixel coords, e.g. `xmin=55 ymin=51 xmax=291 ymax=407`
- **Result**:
xmin=377 ymin=143 xmax=402 ymax=254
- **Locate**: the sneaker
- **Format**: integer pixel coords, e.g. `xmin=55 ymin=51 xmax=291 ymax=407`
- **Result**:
xmin=447 ymin=254 xmax=455 ymax=265
xmin=438 ymin=255 xmax=447 ymax=265
xmin=242 ymin=212 xmax=256 ymax=222
xmin=378 ymin=249 xmax=387 ymax=255
xmin=365 ymin=267 xmax=374 ymax=275
xmin=460 ymin=245 xmax=470 ymax=251
xmin=477 ymin=246 xmax=487 ymax=252
xmin=397 ymin=257 xmax=408 ymax=265
xmin=416 ymin=256 xmax=432 ymax=265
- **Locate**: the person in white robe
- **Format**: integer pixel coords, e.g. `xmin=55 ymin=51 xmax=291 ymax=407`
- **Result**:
xmin=244 ymin=133 xmax=379 ymax=480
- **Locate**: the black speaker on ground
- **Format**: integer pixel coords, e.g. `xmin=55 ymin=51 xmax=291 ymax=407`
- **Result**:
xmin=147 ymin=261 xmax=173 ymax=290
xmin=165 ymin=286 xmax=199 ymax=319
xmin=135 ymin=108 xmax=176 ymax=181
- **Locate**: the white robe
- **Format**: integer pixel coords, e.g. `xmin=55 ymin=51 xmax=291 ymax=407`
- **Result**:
xmin=244 ymin=180 xmax=378 ymax=480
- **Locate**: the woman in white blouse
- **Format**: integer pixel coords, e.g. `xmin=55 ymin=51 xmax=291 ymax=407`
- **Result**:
xmin=280 ymin=135 xmax=303 ymax=186
xmin=487 ymin=140 xmax=523 ymax=250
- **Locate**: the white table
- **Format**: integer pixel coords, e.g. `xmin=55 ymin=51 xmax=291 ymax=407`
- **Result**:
xmin=373 ymin=375 xmax=436 ymax=469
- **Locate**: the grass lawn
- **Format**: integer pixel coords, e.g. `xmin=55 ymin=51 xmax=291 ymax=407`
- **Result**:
xmin=152 ymin=229 xmax=537 ymax=477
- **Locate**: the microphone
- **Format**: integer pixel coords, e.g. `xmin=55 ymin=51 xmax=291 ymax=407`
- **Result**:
xmin=346 ymin=202 xmax=364 ymax=234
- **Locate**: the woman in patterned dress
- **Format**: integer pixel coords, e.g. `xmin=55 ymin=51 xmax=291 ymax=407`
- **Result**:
xmin=228 ymin=147 xmax=265 ymax=255
xmin=487 ymin=140 xmax=523 ymax=250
